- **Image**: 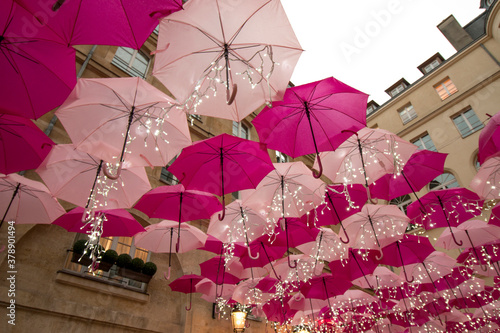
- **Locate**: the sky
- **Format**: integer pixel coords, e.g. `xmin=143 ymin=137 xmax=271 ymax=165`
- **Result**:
xmin=281 ymin=0 xmax=485 ymax=104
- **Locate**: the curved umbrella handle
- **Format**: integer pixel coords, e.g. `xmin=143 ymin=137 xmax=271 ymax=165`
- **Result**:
xmin=102 ymin=162 xmax=122 ymax=180
xmin=81 ymin=208 xmax=95 ymax=223
xmin=52 ymin=0 xmax=65 ymax=11
xmin=288 ymin=257 xmax=297 ymax=269
xmin=450 ymin=229 xmax=463 ymax=247
xmin=339 ymin=222 xmax=350 ymax=244
xmin=313 ymin=153 xmax=323 ymax=179
xmin=226 ymin=84 xmax=238 ymax=105
xmin=248 ymin=246 xmax=260 ymax=260
xmin=164 ymin=267 xmax=171 ymax=280
xmin=402 ymin=266 xmax=414 ymax=283
xmin=375 ymin=249 xmax=384 ymax=261
xmin=218 ymin=206 xmax=226 ymax=221
xmin=185 ymin=292 xmax=192 ymax=311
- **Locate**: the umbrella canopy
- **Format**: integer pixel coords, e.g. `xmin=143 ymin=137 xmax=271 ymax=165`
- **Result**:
xmin=199 ymin=256 xmax=242 ymax=285
xmin=231 ymin=277 xmax=275 ymax=306
xmin=436 ymin=220 xmax=500 ymax=250
xmin=369 ymin=150 xmax=447 ymax=201
xmin=18 ymin=0 xmax=183 ymax=49
xmin=402 ymin=251 xmax=456 ymax=287
xmin=52 ymin=207 xmax=145 ymax=237
xmin=300 ymin=273 xmax=352 ymax=300
xmin=152 ymin=0 xmax=303 ymax=121
xmin=36 ymin=144 xmax=151 ymax=210
xmin=1 ymin=0 xmax=76 ymax=119
xmin=238 ymin=234 xmax=287 ymax=274
xmin=55 ymin=77 xmax=191 ymax=171
xmin=168 ymin=133 xmax=274 ymax=219
xmin=352 ymin=266 xmax=402 ymax=290
xmin=252 ymin=77 xmax=368 ymax=177
xmin=169 ymin=273 xmax=204 ymax=311
xmin=0 ymin=114 xmax=55 ymax=174
xmin=478 ymin=111 xmax=500 ymax=164
xmin=470 ymin=154 xmax=500 ymax=200
xmin=271 ymin=254 xmax=324 ymax=285
xmin=328 ymin=249 xmax=381 ymax=287
xmin=0 ymin=173 xmax=65 ymax=226
xmin=296 ymin=227 xmax=348 ymax=263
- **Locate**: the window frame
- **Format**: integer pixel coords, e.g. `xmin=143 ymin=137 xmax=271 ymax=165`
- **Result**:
xmin=411 ymin=133 xmax=437 ymax=152
xmin=434 ymin=77 xmax=458 ymax=100
xmin=390 ymin=84 xmax=406 ymax=97
xmin=232 ymin=121 xmax=250 ymax=140
xmin=398 ymin=103 xmax=418 ymax=125
xmin=452 ymin=108 xmax=484 ymax=138
xmin=429 ymin=172 xmax=460 ymax=191
xmin=275 ymin=151 xmax=289 ymax=163
xmin=112 ymin=47 xmax=151 ymax=79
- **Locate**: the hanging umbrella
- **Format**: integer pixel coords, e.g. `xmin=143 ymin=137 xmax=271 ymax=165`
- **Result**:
xmin=402 ymin=251 xmax=456 ymax=291
xmin=199 ymin=256 xmax=242 ymax=299
xmin=299 ymin=274 xmax=352 ymax=314
xmin=0 ymin=0 xmax=76 ymax=119
xmin=231 ymin=277 xmax=274 ymax=306
xmin=271 ymin=254 xmax=324 ymax=286
xmin=55 ymin=77 xmax=192 ymax=175
xmin=379 ymin=235 xmax=436 ymax=283
xmin=152 ymin=0 xmax=303 ymax=121
xmin=276 ymin=218 xmax=319 ymax=268
xmin=199 ymin=235 xmax=247 ymax=260
xmin=0 ymin=114 xmax=55 ymax=174
xmin=238 ymin=233 xmax=287 ymax=280
xmin=342 ymin=204 xmax=409 ymax=254
xmin=296 ymin=227 xmax=348 ymax=265
xmin=18 ymin=0 xmax=183 ymax=49
xmin=133 ymin=220 xmax=207 ymax=279
xmin=369 ymin=150 xmax=447 ymax=201
xmin=52 ymin=207 xmax=145 ymax=237
xmin=168 ymin=133 xmax=274 ymax=220
xmin=252 ymin=76 xmax=368 ymax=178
xmin=478 ymin=111 xmax=500 ymax=164
xmin=169 ymin=274 xmax=204 ymax=311
xmin=0 ymin=173 xmax=65 ymax=227
xmin=36 ymin=144 xmax=151 ymax=211
xmin=262 ymin=295 xmax=297 ymax=325
xmin=406 ymin=188 xmax=484 ymax=246
xmin=456 ymin=242 xmax=500 ymax=274
xmin=314 ymin=128 xmax=417 ymax=198
xmin=195 ymin=278 xmax=236 ymax=303
xmin=436 ymin=220 xmax=500 ymax=250
xmin=328 ymin=248 xmax=380 ymax=289
xmin=351 ymin=266 xmax=402 ymax=291
xmin=470 ymin=154 xmax=500 ymax=200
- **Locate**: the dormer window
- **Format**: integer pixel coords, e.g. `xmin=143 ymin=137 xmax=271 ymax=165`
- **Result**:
xmin=385 ymin=78 xmax=410 ymax=98
xmin=418 ymin=53 xmax=444 ymax=75
xmin=391 ymin=84 xmax=405 ymax=97
xmin=366 ymin=100 xmax=379 ymax=117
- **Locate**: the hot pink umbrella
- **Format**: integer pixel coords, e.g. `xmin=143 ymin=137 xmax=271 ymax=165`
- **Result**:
xmin=299 ymin=274 xmax=352 ymax=312
xmin=262 ymin=295 xmax=297 ymax=325
xmin=457 ymin=242 xmax=500 ymax=275
xmin=199 ymin=235 xmax=247 ymax=259
xmin=199 ymin=256 xmax=242 ymax=299
xmin=18 ymin=0 xmax=183 ymax=49
xmin=1 ymin=0 xmax=76 ymax=119
xmin=36 ymin=144 xmax=151 ymax=211
xmin=478 ymin=111 xmax=500 ymax=164
xmin=238 ymin=234 xmax=287 ymax=279
xmin=0 ymin=173 xmax=65 ymax=227
xmin=369 ymin=150 xmax=448 ymax=201
xmin=168 ymin=133 xmax=274 ymax=220
xmin=276 ymin=218 xmax=319 ymax=268
xmin=470 ymin=154 xmax=500 ymax=200
xmin=169 ymin=274 xmax=204 ymax=311
xmin=252 ymin=77 xmax=368 ymax=178
xmin=406 ymin=188 xmax=484 ymax=246
xmin=328 ymin=249 xmax=380 ymax=289
xmin=52 ymin=207 xmax=145 ymax=237
xmin=55 ymin=77 xmax=192 ymax=174
xmin=153 ymin=0 xmax=303 ymax=121
xmin=0 ymin=114 xmax=55 ymax=174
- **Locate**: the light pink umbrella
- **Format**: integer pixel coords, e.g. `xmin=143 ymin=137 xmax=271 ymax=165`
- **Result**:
xmin=270 ymin=254 xmax=325 ymax=285
xmin=0 ymin=173 xmax=65 ymax=227
xmin=352 ymin=266 xmax=403 ymax=291
xmin=402 ymin=252 xmax=456 ymax=286
xmin=436 ymin=220 xmax=500 ymax=250
xmin=55 ymin=77 xmax=191 ymax=175
xmin=153 ymin=0 xmax=303 ymax=121
xmin=470 ymin=154 xmax=500 ymax=200
xmin=36 ymin=144 xmax=151 ymax=210
xmin=196 ymin=278 xmax=236 ymax=303
xmin=231 ymin=277 xmax=274 ymax=306
xmin=296 ymin=227 xmax=348 ymax=264
xmin=342 ymin=204 xmax=409 ymax=253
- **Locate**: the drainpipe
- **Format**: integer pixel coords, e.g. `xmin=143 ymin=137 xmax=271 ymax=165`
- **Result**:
xmin=480 ymin=43 xmax=500 ymax=67
xmin=44 ymin=45 xmax=98 ymax=135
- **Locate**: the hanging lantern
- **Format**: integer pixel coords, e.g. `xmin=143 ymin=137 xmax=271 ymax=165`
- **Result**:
xmin=231 ymin=307 xmax=247 ymax=333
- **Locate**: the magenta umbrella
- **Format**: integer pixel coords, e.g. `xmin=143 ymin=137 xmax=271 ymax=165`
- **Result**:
xmin=168 ymin=133 xmax=274 ymax=220
xmin=370 ymin=150 xmax=447 ymax=201
xmin=276 ymin=218 xmax=319 ymax=268
xmin=0 ymin=114 xmax=55 ymax=174
xmin=380 ymin=235 xmax=436 ymax=284
xmin=299 ymin=274 xmax=352 ymax=312
xmin=406 ymin=188 xmax=484 ymax=246
xmin=457 ymin=242 xmax=500 ymax=275
xmin=52 ymin=207 xmax=145 ymax=237
xmin=328 ymin=248 xmax=380 ymax=289
xmin=470 ymin=154 xmax=500 ymax=200
xmin=18 ymin=0 xmax=183 ymax=49
xmin=169 ymin=274 xmax=204 ymax=311
xmin=252 ymin=77 xmax=368 ymax=178
xmin=262 ymin=295 xmax=297 ymax=325
xmin=199 ymin=256 xmax=242 ymax=299
xmin=238 ymin=234 xmax=287 ymax=280
xmin=199 ymin=235 xmax=247 ymax=259
xmin=1 ymin=0 xmax=76 ymax=119
xmin=478 ymin=111 xmax=500 ymax=164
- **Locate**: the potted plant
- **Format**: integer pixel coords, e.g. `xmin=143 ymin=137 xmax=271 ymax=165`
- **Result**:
xmin=98 ymin=249 xmax=118 ymax=272
xmin=142 ymin=262 xmax=157 ymax=277
xmin=70 ymin=239 xmax=93 ymax=266
xmin=117 ymin=256 xmax=154 ymax=283
xmin=116 ymin=253 xmax=132 ymax=268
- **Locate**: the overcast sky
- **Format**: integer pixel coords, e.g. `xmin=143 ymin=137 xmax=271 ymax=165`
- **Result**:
xmin=281 ymin=0 xmax=485 ymax=104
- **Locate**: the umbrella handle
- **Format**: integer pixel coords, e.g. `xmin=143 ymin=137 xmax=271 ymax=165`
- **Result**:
xmin=339 ymin=225 xmax=350 ymax=244
xmin=81 ymin=208 xmax=95 ymax=223
xmin=218 ymin=206 xmax=226 ymax=221
xmin=185 ymin=292 xmax=192 ymax=311
xmin=52 ymin=0 xmax=65 ymax=11
xmin=449 ymin=229 xmax=463 ymax=247
xmin=402 ymin=266 xmax=414 ymax=283
xmin=313 ymin=153 xmax=323 ymax=179
xmin=226 ymin=83 xmax=238 ymax=105
xmin=164 ymin=267 xmax=171 ymax=280
xmin=288 ymin=257 xmax=297 ymax=269
xmin=102 ymin=162 xmax=122 ymax=180
xmin=248 ymin=246 xmax=260 ymax=260
xmin=375 ymin=249 xmax=384 ymax=261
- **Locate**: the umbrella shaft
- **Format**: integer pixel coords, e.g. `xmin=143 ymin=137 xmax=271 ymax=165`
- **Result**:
xmin=86 ymin=161 xmax=103 ymax=208
xmin=326 ymin=192 xmax=342 ymax=222
xmin=119 ymin=106 xmax=135 ymax=162
xmin=304 ymin=104 xmax=320 ymax=155
xmin=1 ymin=183 xmax=20 ymax=227
xmin=356 ymin=138 xmax=369 ymax=188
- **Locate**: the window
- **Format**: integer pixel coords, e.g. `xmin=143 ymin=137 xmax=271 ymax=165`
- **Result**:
xmin=429 ymin=172 xmax=459 ymax=191
xmin=233 ymin=121 xmax=249 ymax=139
xmin=452 ymin=108 xmax=484 ymax=138
xmin=434 ymin=77 xmax=458 ymax=100
xmin=411 ymin=133 xmax=437 ymax=152
xmin=276 ymin=151 xmax=289 ymax=163
xmin=423 ymin=60 xmax=440 ymax=74
xmin=161 ymin=155 xmax=178 ymax=184
xmin=390 ymin=84 xmax=406 ymax=97
xmin=474 ymin=155 xmax=481 ymax=170
xmin=390 ymin=194 xmax=412 ymax=214
xmin=398 ymin=104 xmax=417 ymax=124
xmin=112 ymin=47 xmax=150 ymax=78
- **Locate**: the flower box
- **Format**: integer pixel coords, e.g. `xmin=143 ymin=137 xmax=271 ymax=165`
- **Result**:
xmin=117 ymin=267 xmax=153 ymax=283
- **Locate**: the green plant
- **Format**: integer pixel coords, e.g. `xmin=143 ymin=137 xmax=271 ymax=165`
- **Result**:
xmin=142 ymin=262 xmax=157 ymax=276
xmin=116 ymin=253 xmax=132 ymax=268
xmin=128 ymin=258 xmax=145 ymax=272
xmin=72 ymin=239 xmax=88 ymax=255
xmin=101 ymin=249 xmax=118 ymax=264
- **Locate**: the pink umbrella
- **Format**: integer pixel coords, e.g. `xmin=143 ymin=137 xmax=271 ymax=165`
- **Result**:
xmin=153 ymin=0 xmax=303 ymax=121
xmin=369 ymin=150 xmax=448 ymax=201
xmin=52 ymin=207 xmax=145 ymax=237
xmin=55 ymin=77 xmax=192 ymax=174
xmin=169 ymin=274 xmax=204 ymax=311
xmin=0 ymin=173 xmax=65 ymax=227
xmin=252 ymin=76 xmax=368 ymax=178
xmin=1 ymin=0 xmax=76 ymax=119
xmin=238 ymin=234 xmax=287 ymax=280
xmin=271 ymin=254 xmax=325 ymax=286
xmin=436 ymin=220 xmax=500 ymax=250
xmin=478 ymin=111 xmax=500 ymax=164
xmin=196 ymin=278 xmax=236 ymax=303
xmin=231 ymin=277 xmax=274 ymax=306
xmin=406 ymin=188 xmax=484 ymax=246
xmin=168 ymin=133 xmax=274 ymax=220
xmin=134 ymin=220 xmax=207 ymax=279
xmin=36 ymin=144 xmax=151 ymax=211
xmin=457 ymin=242 xmax=500 ymax=275
xmin=296 ymin=227 xmax=348 ymax=265
xmin=315 ymin=128 xmax=417 ymax=198
xmin=199 ymin=257 xmax=242 ymax=299
xmin=276 ymin=218 xmax=319 ymax=268
xmin=342 ymin=204 xmax=409 ymax=253
xmin=199 ymin=235 xmax=247 ymax=259
xmin=352 ymin=266 xmax=402 ymax=291
xmin=299 ymin=274 xmax=352 ymax=313
xmin=18 ymin=0 xmax=183 ymax=49
xmin=470 ymin=154 xmax=500 ymax=200
xmin=402 ymin=252 xmax=456 ymax=289
xmin=0 ymin=114 xmax=55 ymax=174
xmin=328 ymin=249 xmax=380 ymax=289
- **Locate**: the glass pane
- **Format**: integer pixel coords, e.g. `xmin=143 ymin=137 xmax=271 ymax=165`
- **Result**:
xmin=232 ymin=121 xmax=239 ymax=136
xmin=453 ymin=114 xmax=471 ymax=136
xmin=464 ymin=109 xmax=484 ymax=133
xmin=430 ymin=173 xmax=459 ymax=190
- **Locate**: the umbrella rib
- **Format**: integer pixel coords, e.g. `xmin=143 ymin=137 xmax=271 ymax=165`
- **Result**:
xmin=226 ymin=0 xmax=273 ymax=45
xmin=118 ymin=0 xmax=141 ymax=49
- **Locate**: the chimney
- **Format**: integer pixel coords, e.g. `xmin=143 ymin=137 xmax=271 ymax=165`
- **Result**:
xmin=437 ymin=15 xmax=473 ymax=51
